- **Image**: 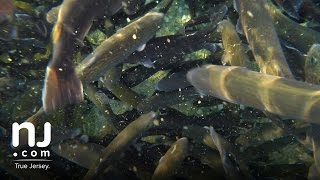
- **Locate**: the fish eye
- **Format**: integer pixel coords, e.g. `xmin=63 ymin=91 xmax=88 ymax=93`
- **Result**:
xmin=310 ymin=57 xmax=317 ymax=65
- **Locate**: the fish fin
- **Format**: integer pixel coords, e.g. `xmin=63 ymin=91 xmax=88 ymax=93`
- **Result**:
xmin=42 ymin=67 xmax=83 ymax=113
xmin=75 ymin=38 xmax=85 ymax=47
xmin=136 ymin=43 xmax=146 ymax=52
xmin=11 ymin=26 xmax=18 ymax=39
xmin=236 ymin=18 xmax=244 ymax=35
xmin=139 ymin=58 xmax=155 ymax=68
xmin=233 ymin=0 xmax=239 ymax=12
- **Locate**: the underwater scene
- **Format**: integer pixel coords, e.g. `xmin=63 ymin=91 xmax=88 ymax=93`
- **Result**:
xmin=2 ymin=0 xmax=320 ymax=179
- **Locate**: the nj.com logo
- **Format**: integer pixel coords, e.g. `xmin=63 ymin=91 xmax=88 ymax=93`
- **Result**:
xmin=12 ymin=122 xmax=51 ymax=158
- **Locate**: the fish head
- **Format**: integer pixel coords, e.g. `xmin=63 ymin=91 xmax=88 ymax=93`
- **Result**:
xmin=305 ymin=44 xmax=320 ymax=84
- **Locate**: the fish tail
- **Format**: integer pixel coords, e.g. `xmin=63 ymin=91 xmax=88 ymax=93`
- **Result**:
xmin=42 ymin=66 xmax=83 ymax=113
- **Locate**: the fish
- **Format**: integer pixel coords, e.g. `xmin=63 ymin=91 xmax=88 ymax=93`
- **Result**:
xmin=305 ymin=44 xmax=320 ymax=84
xmin=266 ymin=0 xmax=320 ymax=54
xmin=275 ymin=0 xmax=320 ymax=22
xmin=126 ymin=27 xmax=218 ymax=67
xmin=121 ymin=55 xmax=220 ymax=88
xmin=274 ymin=0 xmax=304 ymax=20
xmin=51 ymin=139 xmax=104 ymax=169
xmin=84 ymin=111 xmax=157 ymax=179
xmin=46 ymin=5 xmax=61 ymax=24
xmin=217 ymin=20 xmax=251 ymax=68
xmin=309 ymin=124 xmax=320 ymax=178
xmin=156 ymin=71 xmax=191 ymax=92
xmin=237 ymin=0 xmax=293 ymax=78
xmin=183 ymin=3 xmax=228 ymax=32
xmin=298 ymin=0 xmax=320 ymax=22
xmin=304 ymin=44 xmax=320 ymax=178
xmin=42 ymin=0 xmax=128 ymax=113
xmin=152 ymin=137 xmax=189 ymax=180
xmin=100 ymin=66 xmax=142 ymax=108
xmin=187 ymin=65 xmax=320 ymax=124
xmin=182 ymin=125 xmax=251 ymax=179
xmin=0 ymin=0 xmax=15 ymax=24
xmin=76 ymin=12 xmax=164 ymax=82
xmin=20 ymin=11 xmax=163 ymax=150
xmin=182 ymin=125 xmax=220 ymax=150
xmin=0 ymin=0 xmax=17 ymax=40
xmin=84 ymin=85 xmax=119 ymax=134
xmin=208 ymin=127 xmax=246 ymax=180
xmin=282 ymin=43 xmax=306 ymax=80
xmin=137 ymin=87 xmax=199 ymax=112
xmin=17 ymin=107 xmax=82 ymax=148
xmin=190 ymin=145 xmax=225 ymax=177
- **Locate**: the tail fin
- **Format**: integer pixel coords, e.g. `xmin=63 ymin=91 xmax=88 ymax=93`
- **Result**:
xmin=42 ymin=67 xmax=83 ymax=113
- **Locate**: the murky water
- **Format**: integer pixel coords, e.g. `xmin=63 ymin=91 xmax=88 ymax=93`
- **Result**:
xmin=1 ymin=0 xmax=320 ymax=179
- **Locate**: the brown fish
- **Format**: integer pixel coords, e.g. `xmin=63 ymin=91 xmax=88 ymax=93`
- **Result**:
xmin=0 ymin=0 xmax=16 ymax=40
xmin=42 ymin=0 xmax=124 ymax=113
xmin=0 ymin=0 xmax=15 ymax=23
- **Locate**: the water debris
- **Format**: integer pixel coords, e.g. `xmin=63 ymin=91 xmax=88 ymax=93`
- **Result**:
xmin=152 ymin=137 xmax=189 ymax=180
xmin=238 ymin=0 xmax=293 ymax=78
xmin=187 ymin=65 xmax=320 ymax=124
xmin=84 ymin=111 xmax=157 ymax=179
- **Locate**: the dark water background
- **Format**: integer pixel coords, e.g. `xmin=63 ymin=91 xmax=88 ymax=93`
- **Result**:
xmin=1 ymin=0 xmax=320 ymax=179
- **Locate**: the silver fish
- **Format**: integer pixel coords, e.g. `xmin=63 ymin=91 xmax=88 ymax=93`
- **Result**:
xmin=42 ymin=0 xmax=124 ymax=113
